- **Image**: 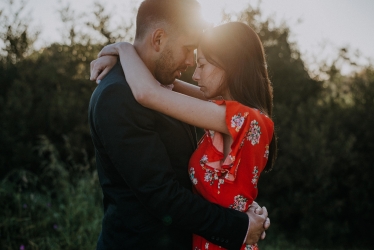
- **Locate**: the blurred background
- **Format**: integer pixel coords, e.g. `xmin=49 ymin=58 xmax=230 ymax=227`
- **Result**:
xmin=0 ymin=0 xmax=373 ymax=249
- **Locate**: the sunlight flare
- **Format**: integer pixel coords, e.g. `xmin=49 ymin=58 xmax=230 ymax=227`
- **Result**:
xmin=198 ymin=0 xmax=250 ymax=25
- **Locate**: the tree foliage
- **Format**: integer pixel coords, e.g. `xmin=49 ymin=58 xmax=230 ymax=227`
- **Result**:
xmin=221 ymin=4 xmax=374 ymax=248
xmin=0 ymin=1 xmax=373 ymax=249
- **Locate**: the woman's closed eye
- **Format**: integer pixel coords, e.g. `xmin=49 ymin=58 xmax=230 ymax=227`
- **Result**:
xmin=197 ymin=64 xmax=205 ymax=69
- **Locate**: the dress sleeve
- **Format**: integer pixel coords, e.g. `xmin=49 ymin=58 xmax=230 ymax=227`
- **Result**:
xmin=213 ymin=100 xmax=274 ymax=182
xmin=225 ymin=101 xmax=252 ymax=145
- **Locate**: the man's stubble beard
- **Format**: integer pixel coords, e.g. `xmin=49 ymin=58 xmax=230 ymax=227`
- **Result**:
xmin=154 ymin=47 xmax=176 ymax=86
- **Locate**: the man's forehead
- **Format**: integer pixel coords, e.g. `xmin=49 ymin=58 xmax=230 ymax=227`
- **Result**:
xmin=179 ymin=29 xmax=202 ymax=47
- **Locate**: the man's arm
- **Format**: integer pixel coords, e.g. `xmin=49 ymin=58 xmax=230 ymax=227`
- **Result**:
xmin=94 ymin=81 xmax=256 ymax=249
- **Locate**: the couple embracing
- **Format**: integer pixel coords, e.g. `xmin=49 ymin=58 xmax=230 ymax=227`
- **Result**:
xmin=88 ymin=0 xmax=277 ymax=249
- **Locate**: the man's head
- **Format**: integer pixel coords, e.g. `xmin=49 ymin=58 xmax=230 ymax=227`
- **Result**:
xmin=134 ymin=0 xmax=206 ymax=85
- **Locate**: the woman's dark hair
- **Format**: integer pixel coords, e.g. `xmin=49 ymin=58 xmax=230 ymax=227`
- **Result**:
xmin=199 ymin=22 xmax=277 ymax=171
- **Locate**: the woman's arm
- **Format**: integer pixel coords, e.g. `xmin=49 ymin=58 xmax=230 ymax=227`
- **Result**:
xmin=89 ymin=48 xmax=206 ymax=100
xmin=90 ymin=56 xmax=118 ymax=83
xmin=98 ymin=42 xmax=229 ymax=135
xmin=90 ymin=55 xmax=207 ymax=100
xmin=172 ymin=79 xmax=207 ymax=100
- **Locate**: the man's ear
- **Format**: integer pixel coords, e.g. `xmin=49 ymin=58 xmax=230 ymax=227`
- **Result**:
xmin=151 ymin=28 xmax=167 ymax=52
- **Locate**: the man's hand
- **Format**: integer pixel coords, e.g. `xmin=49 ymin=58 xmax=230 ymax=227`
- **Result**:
xmin=245 ymin=204 xmax=270 ymax=245
xmin=90 ymin=56 xmax=118 ymax=83
xmin=252 ymin=202 xmax=271 ymax=240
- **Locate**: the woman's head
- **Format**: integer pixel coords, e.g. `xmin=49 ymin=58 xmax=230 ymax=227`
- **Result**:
xmin=192 ymin=50 xmax=228 ymax=99
xmin=193 ymin=22 xmax=277 ymax=170
xmin=194 ymin=22 xmax=273 ymax=116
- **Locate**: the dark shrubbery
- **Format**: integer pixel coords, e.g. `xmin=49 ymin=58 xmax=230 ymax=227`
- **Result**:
xmin=0 ymin=2 xmax=373 ymax=249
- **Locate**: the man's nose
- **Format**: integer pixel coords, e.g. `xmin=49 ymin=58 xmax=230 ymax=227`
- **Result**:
xmin=185 ymin=51 xmax=195 ymax=67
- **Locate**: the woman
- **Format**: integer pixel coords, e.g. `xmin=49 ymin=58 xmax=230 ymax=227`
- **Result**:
xmin=92 ymin=22 xmax=276 ymax=250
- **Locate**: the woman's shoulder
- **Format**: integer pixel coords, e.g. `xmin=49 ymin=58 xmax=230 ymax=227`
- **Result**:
xmin=213 ymin=100 xmax=273 ymax=125
xmin=211 ymin=100 xmax=273 ymax=144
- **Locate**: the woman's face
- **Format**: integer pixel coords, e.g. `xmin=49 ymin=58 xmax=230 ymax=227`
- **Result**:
xmin=192 ymin=48 xmax=230 ymax=100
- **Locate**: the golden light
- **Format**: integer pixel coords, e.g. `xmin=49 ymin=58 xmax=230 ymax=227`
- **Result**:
xmin=198 ymin=0 xmax=249 ymax=25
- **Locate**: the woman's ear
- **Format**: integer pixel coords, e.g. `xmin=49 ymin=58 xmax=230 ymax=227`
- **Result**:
xmin=151 ymin=29 xmax=167 ymax=52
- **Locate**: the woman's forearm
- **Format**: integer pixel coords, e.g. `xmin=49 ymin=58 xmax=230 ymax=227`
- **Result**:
xmin=113 ymin=43 xmax=229 ymax=135
xmin=116 ymin=43 xmax=160 ymax=104
xmin=173 ymin=79 xmax=207 ymax=100
xmin=115 ymin=43 xmax=207 ymax=102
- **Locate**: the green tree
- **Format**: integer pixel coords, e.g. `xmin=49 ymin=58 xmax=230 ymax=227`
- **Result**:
xmin=1 ymin=0 xmax=373 ymax=248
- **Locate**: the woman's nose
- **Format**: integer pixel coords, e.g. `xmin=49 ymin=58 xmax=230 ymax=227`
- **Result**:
xmin=192 ymin=69 xmax=200 ymax=82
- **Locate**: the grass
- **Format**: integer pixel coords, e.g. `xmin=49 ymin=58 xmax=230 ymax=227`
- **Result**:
xmin=0 ymin=169 xmax=102 ymax=250
xmin=0 ymin=136 xmax=102 ymax=250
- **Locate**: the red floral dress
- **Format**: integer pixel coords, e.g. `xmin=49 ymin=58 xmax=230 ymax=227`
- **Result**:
xmin=188 ymin=100 xmax=274 ymax=250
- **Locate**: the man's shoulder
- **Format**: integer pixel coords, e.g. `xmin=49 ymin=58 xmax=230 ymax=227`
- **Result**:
xmin=89 ymin=62 xmax=158 ymax=121
xmin=90 ymin=61 xmax=133 ymax=102
xmin=96 ymin=62 xmax=129 ymax=92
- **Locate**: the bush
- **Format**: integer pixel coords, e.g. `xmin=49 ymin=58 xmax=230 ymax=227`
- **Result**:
xmin=0 ymin=136 xmax=102 ymax=250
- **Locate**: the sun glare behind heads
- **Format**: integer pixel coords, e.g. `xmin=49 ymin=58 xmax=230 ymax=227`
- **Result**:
xmin=199 ymin=0 xmax=249 ymax=25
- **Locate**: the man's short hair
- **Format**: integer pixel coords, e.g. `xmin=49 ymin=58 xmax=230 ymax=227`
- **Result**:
xmin=135 ymin=0 xmax=204 ymax=40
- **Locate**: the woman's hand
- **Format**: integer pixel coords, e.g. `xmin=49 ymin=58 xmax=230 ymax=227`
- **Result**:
xmin=90 ymin=56 xmax=118 ymax=83
xmin=90 ymin=42 xmax=133 ymax=83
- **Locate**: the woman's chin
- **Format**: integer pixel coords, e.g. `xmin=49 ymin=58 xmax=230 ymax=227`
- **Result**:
xmin=199 ymin=88 xmax=208 ymax=98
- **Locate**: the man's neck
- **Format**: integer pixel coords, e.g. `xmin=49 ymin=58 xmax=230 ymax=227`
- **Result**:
xmin=133 ymin=40 xmax=156 ymax=77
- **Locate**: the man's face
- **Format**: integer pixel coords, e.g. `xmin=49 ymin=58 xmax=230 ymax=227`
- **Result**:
xmin=154 ymin=30 xmax=199 ymax=85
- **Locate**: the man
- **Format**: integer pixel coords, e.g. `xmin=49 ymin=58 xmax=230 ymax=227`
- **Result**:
xmin=89 ymin=0 xmax=269 ymax=249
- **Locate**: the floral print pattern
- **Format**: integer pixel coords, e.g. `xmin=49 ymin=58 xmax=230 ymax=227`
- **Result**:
xmin=189 ymin=167 xmax=198 ymax=185
xmin=251 ymin=166 xmax=259 ymax=188
xmin=264 ymin=144 xmax=269 ymax=159
xmin=204 ymin=169 xmax=219 ymax=185
xmin=200 ymin=155 xmax=208 ymax=166
xmin=245 ymin=244 xmax=259 ymax=250
xmin=203 ymin=169 xmax=226 ymax=194
xmin=208 ymin=130 xmax=215 ymax=139
xmin=229 ymin=195 xmax=249 ymax=212
xmin=217 ymin=179 xmax=225 ymax=194
xmin=231 ymin=113 xmax=247 ymax=132
xmin=240 ymin=138 xmax=245 ymax=149
xmin=189 ymin=100 xmax=274 ymax=250
xmin=246 ymin=120 xmax=261 ymax=145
